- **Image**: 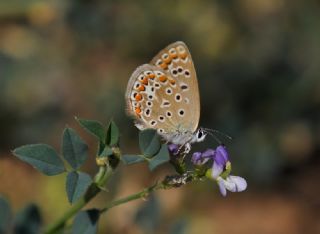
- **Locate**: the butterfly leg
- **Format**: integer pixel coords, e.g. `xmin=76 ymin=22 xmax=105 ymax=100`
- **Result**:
xmin=183 ymin=143 xmax=191 ymax=154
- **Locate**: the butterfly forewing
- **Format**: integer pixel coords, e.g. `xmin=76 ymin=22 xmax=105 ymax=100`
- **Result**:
xmin=150 ymin=41 xmax=200 ymax=132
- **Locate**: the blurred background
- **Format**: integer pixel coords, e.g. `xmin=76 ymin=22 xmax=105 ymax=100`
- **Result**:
xmin=1 ymin=0 xmax=320 ymax=233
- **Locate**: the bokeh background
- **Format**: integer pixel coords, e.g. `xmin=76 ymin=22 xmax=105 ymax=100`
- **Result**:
xmin=1 ymin=0 xmax=320 ymax=233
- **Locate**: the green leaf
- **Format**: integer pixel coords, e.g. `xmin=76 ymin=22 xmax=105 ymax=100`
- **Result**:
xmin=72 ymin=209 xmax=99 ymax=234
xmin=13 ymin=144 xmax=65 ymax=176
xmin=148 ymin=144 xmax=170 ymax=171
xmin=62 ymin=128 xmax=88 ymax=170
xmin=106 ymin=121 xmax=119 ymax=146
xmin=13 ymin=204 xmax=42 ymax=234
xmin=139 ymin=129 xmax=161 ymax=157
xmin=122 ymin=155 xmax=146 ymax=165
xmin=0 ymin=197 xmax=12 ymax=234
xmin=98 ymin=145 xmax=113 ymax=158
xmin=76 ymin=117 xmax=106 ymax=142
xmin=66 ymin=171 xmax=92 ymax=204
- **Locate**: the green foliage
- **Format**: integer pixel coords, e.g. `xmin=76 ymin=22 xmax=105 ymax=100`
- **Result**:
xmin=122 ymin=129 xmax=170 ymax=170
xmin=75 ymin=117 xmax=106 ymax=143
xmin=0 ymin=197 xmax=11 ymax=234
xmin=148 ymin=144 xmax=170 ymax=171
xmin=62 ymin=128 xmax=89 ymax=170
xmin=139 ymin=129 xmax=161 ymax=157
xmin=98 ymin=145 xmax=113 ymax=158
xmin=66 ymin=171 xmax=92 ymax=204
xmin=13 ymin=144 xmax=65 ymax=176
xmin=106 ymin=120 xmax=120 ymax=146
xmin=72 ymin=209 xmax=100 ymax=234
xmin=14 ymin=204 xmax=42 ymax=234
xmin=122 ymin=154 xmax=145 ymax=165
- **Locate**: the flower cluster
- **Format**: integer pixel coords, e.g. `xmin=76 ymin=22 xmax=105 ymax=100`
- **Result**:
xmin=168 ymin=144 xmax=247 ymax=196
xmin=193 ymin=145 xmax=247 ymax=196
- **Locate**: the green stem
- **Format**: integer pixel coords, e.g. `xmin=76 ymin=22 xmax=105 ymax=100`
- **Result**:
xmin=44 ymin=165 xmax=113 ymax=234
xmin=100 ymin=183 xmax=162 ymax=213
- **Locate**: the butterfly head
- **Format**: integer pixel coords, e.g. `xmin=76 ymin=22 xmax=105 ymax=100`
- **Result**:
xmin=192 ymin=128 xmax=208 ymax=143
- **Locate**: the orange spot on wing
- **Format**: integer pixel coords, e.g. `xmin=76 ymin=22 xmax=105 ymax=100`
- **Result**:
xmin=170 ymin=53 xmax=178 ymax=59
xmin=169 ymin=79 xmax=176 ymax=85
xmin=135 ymin=93 xmax=143 ymax=101
xmin=179 ymin=52 xmax=187 ymax=59
xmin=159 ymin=75 xmax=167 ymax=82
xmin=163 ymin=56 xmax=172 ymax=64
xmin=140 ymin=77 xmax=148 ymax=85
xmin=135 ymin=107 xmax=142 ymax=115
xmin=160 ymin=62 xmax=168 ymax=70
xmin=148 ymin=73 xmax=155 ymax=79
xmin=138 ymin=85 xmax=145 ymax=91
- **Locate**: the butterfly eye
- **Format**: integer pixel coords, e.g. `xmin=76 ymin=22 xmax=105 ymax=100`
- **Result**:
xmin=196 ymin=129 xmax=207 ymax=142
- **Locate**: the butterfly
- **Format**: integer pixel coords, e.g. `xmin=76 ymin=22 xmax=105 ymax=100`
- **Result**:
xmin=125 ymin=41 xmax=207 ymax=153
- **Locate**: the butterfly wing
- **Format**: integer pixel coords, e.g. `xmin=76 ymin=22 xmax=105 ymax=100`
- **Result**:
xmin=150 ymin=41 xmax=200 ymax=133
xmin=126 ymin=42 xmax=200 ymax=144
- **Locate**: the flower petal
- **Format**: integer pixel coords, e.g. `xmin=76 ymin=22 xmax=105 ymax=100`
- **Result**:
xmin=215 ymin=145 xmax=229 ymax=164
xmin=224 ymin=177 xmax=237 ymax=192
xmin=212 ymin=161 xmax=224 ymax=179
xmin=217 ymin=178 xmax=227 ymax=196
xmin=201 ymin=149 xmax=215 ymax=159
xmin=168 ymin=144 xmax=179 ymax=155
xmin=228 ymin=175 xmax=247 ymax=192
xmin=191 ymin=152 xmax=202 ymax=165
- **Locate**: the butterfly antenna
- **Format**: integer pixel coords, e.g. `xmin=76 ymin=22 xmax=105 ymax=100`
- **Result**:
xmin=211 ymin=129 xmax=233 ymax=141
xmin=202 ymin=128 xmax=233 ymax=143
xmin=203 ymin=129 xmax=222 ymax=145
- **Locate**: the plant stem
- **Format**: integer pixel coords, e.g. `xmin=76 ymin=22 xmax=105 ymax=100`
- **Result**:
xmin=44 ymin=165 xmax=113 ymax=234
xmin=100 ymin=182 xmax=163 ymax=213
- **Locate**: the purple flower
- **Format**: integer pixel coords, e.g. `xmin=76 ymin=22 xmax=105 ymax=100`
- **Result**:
xmin=217 ymin=175 xmax=247 ymax=197
xmin=168 ymin=144 xmax=179 ymax=155
xmin=191 ymin=152 xmax=209 ymax=165
xmin=193 ymin=144 xmax=247 ymax=196
xmin=212 ymin=145 xmax=229 ymax=179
